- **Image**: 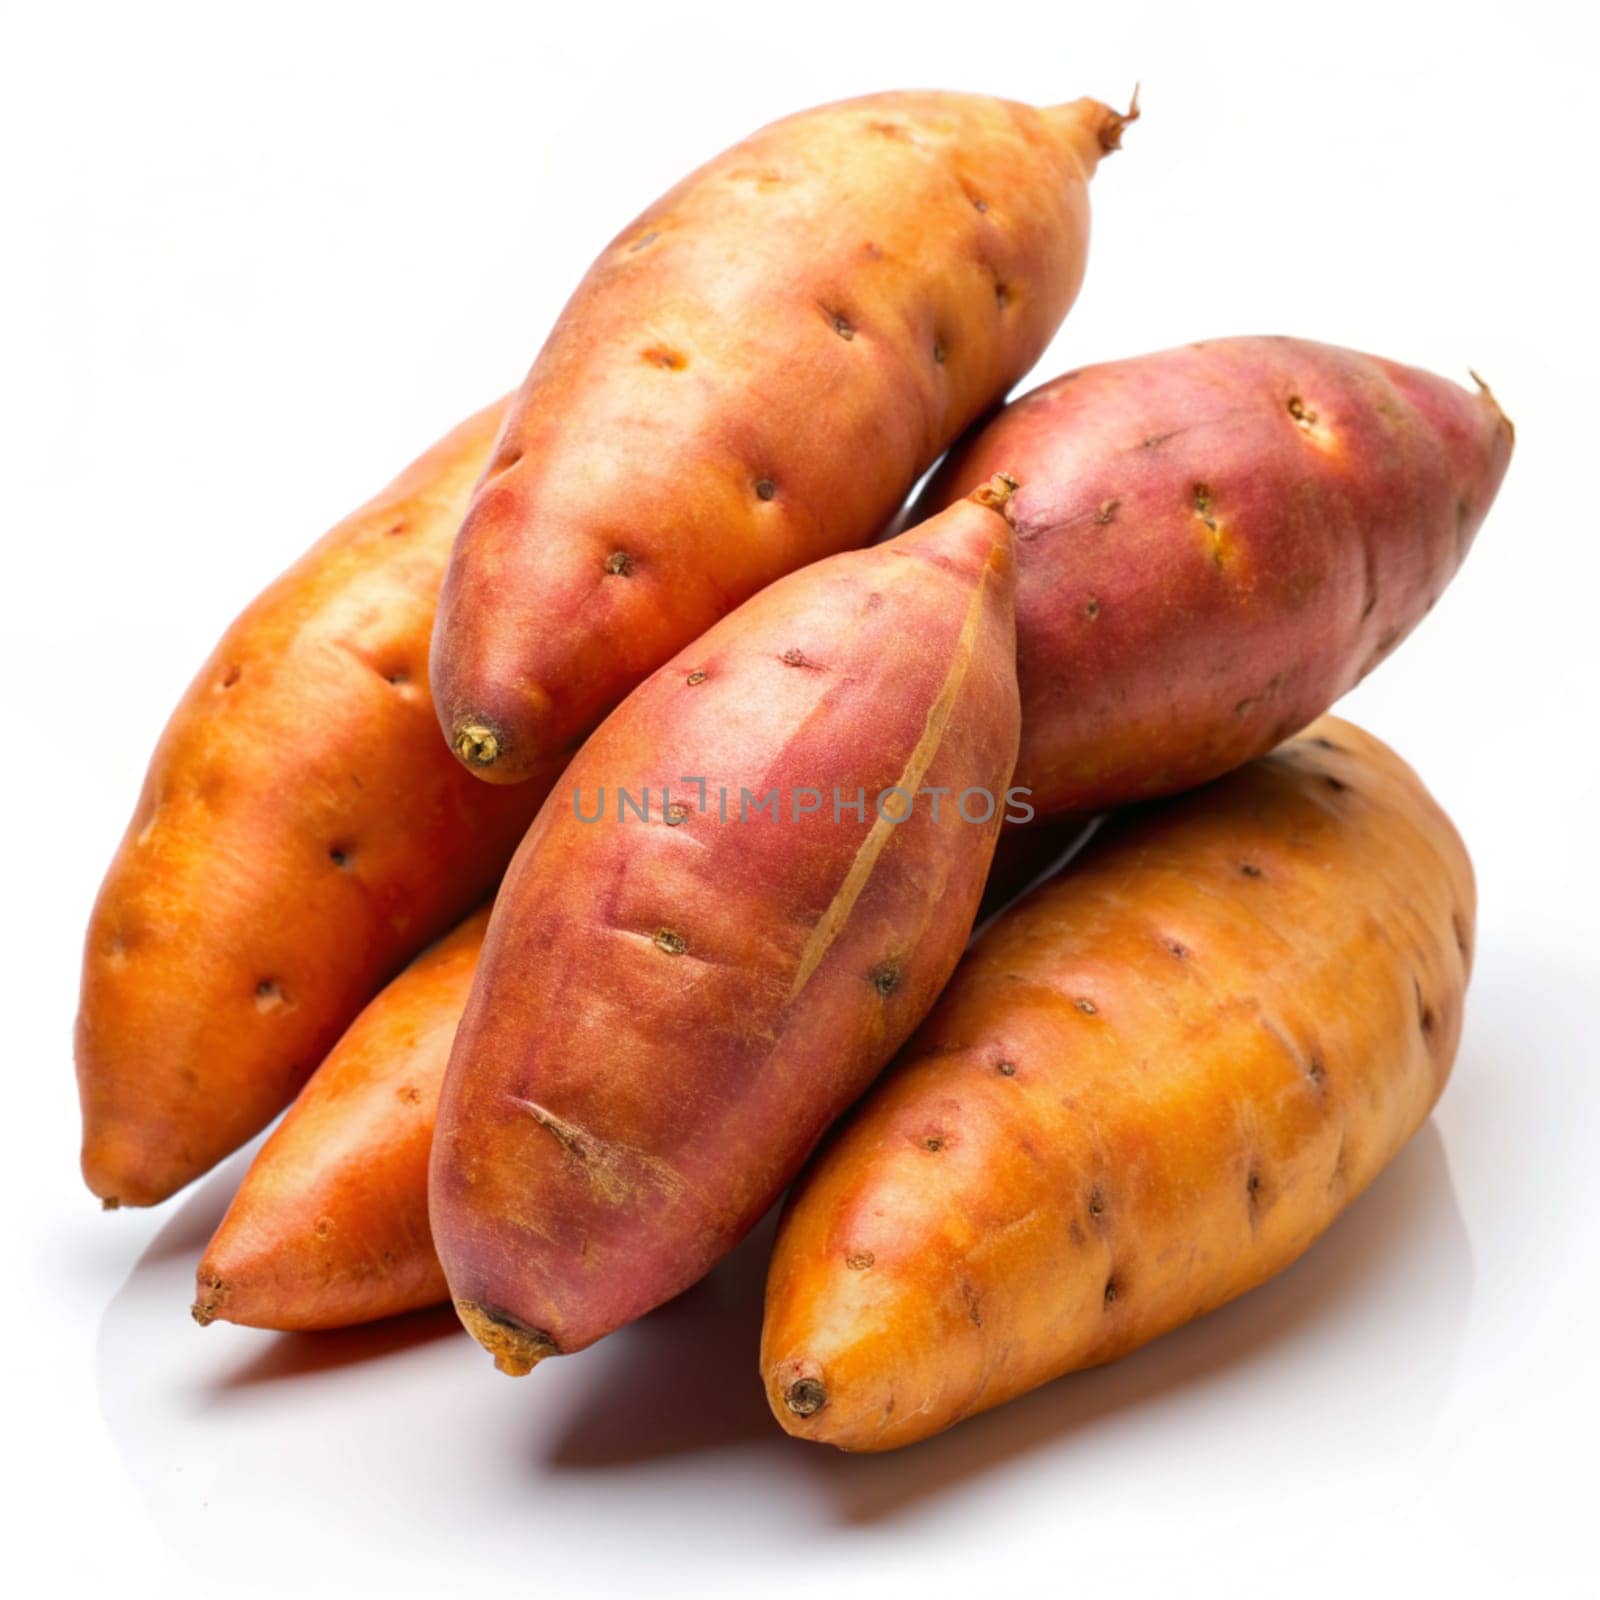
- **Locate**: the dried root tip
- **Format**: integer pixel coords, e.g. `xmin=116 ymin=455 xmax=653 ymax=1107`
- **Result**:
xmin=192 ymin=1273 xmax=225 ymax=1326
xmin=1469 ymin=369 xmax=1515 ymax=442
xmin=100 ymin=1195 xmax=121 ymax=1212
xmin=1099 ymin=85 xmax=1141 ymax=152
xmin=455 ymin=1300 xmax=558 ymax=1377
xmin=970 ymin=471 xmax=1020 ymax=519
xmin=784 ymin=1377 xmax=828 ymax=1417
xmin=452 ymin=723 xmax=502 ymax=768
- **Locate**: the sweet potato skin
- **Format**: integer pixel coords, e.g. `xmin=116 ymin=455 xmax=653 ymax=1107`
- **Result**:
xmin=763 ymin=715 xmax=1474 ymax=1450
xmin=431 ymin=89 xmax=1130 ymax=782
xmin=917 ymin=337 xmax=1513 ymax=817
xmin=77 ymin=403 xmax=548 ymax=1207
xmin=192 ymin=908 xmax=486 ymax=1331
xmin=429 ymin=485 xmax=1021 ymax=1374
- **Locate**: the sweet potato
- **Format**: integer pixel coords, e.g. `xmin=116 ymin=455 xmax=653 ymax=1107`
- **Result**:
xmin=77 ymin=403 xmax=548 ymax=1208
xmin=763 ymin=715 xmax=1473 ymax=1450
xmin=916 ymin=337 xmax=1513 ymax=818
xmin=431 ymin=88 xmax=1133 ymax=784
xmin=192 ymin=908 xmax=486 ymax=1331
xmin=429 ymin=478 xmax=1023 ymax=1375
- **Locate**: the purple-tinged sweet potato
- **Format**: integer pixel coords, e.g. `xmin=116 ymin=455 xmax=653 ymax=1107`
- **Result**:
xmin=429 ymin=478 xmax=1022 ymax=1375
xmin=917 ymin=336 xmax=1513 ymax=818
xmin=431 ymin=88 xmax=1134 ymax=783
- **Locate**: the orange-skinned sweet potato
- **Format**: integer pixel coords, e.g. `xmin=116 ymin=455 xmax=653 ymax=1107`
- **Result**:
xmin=78 ymin=403 xmax=549 ymax=1208
xmin=429 ymin=479 xmax=1023 ymax=1375
xmin=193 ymin=908 xmax=487 ymax=1331
xmin=431 ymin=88 xmax=1132 ymax=784
xmin=763 ymin=715 xmax=1473 ymax=1450
xmin=917 ymin=337 xmax=1513 ymax=818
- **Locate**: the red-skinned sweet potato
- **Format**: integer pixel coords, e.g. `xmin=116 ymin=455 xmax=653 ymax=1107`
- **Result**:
xmin=193 ymin=908 xmax=487 ymax=1331
xmin=762 ymin=715 xmax=1473 ymax=1450
xmin=77 ymin=404 xmax=549 ymax=1208
xmin=429 ymin=478 xmax=1023 ymax=1375
xmin=431 ymin=89 xmax=1133 ymax=784
xmin=917 ymin=337 xmax=1513 ymax=818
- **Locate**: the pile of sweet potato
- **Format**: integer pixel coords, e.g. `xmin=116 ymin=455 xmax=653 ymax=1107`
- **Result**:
xmin=79 ymin=88 xmax=1512 ymax=1450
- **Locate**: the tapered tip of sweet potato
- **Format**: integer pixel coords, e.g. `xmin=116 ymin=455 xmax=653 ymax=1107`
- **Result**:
xmin=451 ymin=721 xmax=504 ymax=770
xmin=784 ymin=1376 xmax=827 ymax=1417
xmin=969 ymin=472 xmax=1020 ymax=519
xmin=81 ymin=1131 xmax=183 ymax=1209
xmin=1099 ymin=85 xmax=1141 ymax=152
xmin=1469 ymin=369 xmax=1515 ymax=445
xmin=191 ymin=1273 xmax=226 ymax=1327
xmin=1047 ymin=89 xmax=1140 ymax=173
xmin=454 ymin=1299 xmax=559 ymax=1376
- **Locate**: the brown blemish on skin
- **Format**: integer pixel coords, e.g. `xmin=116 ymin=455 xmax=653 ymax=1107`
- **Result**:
xmin=781 ymin=647 xmax=818 ymax=669
xmin=605 ymin=550 xmax=634 ymax=576
xmin=1085 ymin=597 xmax=1101 ymax=619
xmin=642 ymin=346 xmax=686 ymax=371
xmin=664 ymin=803 xmax=689 ymax=826
xmin=785 ymin=1378 xmax=826 ymax=1416
xmin=255 ymin=979 xmax=284 ymax=1013
xmin=755 ymin=477 xmax=776 ymax=500
xmin=1415 ymin=977 xmax=1436 ymax=1035
xmin=1310 ymin=736 xmax=1339 ymax=751
xmin=627 ymin=230 xmax=659 ymax=253
xmin=846 ymin=1250 xmax=875 ymax=1271
xmin=314 ymin=1217 xmax=332 ymax=1239
xmin=1239 ymin=862 xmax=1263 ymax=878
xmin=383 ymin=520 xmax=409 ymax=537
xmin=1074 ymin=997 xmax=1098 ymax=1015
xmin=1287 ymin=395 xmax=1318 ymax=430
xmin=934 ymin=339 xmax=947 ymax=364
xmin=870 ymin=960 xmax=904 ymax=996
xmin=1088 ymin=1188 xmax=1107 ymax=1219
xmin=399 ymin=1085 xmax=423 ymax=1105
xmin=384 ymin=669 xmax=409 ymax=686
xmin=686 ymin=670 xmax=707 ymax=686
xmin=220 ymin=664 xmax=241 ymax=688
xmin=921 ymin=1134 xmax=946 ymax=1153
xmin=961 ymin=1281 xmax=983 ymax=1326
xmin=995 ymin=282 xmax=1010 ymax=309
xmin=329 ymin=846 xmax=352 ymax=868
xmin=1165 ymin=939 xmax=1188 ymax=960
xmin=971 ymin=196 xmax=989 ymax=212
xmin=995 ymin=1059 xmax=1017 ymax=1077
xmin=1307 ymin=1054 xmax=1327 ymax=1088
xmin=1453 ymin=912 xmax=1471 ymax=959
xmin=824 ymin=309 xmax=855 ymax=340
xmin=1094 ymin=499 xmax=1119 ymax=525
xmin=1103 ymin=1277 xmax=1121 ymax=1306
xmin=1192 ymin=484 xmax=1226 ymax=568
xmin=653 ymin=928 xmax=688 ymax=956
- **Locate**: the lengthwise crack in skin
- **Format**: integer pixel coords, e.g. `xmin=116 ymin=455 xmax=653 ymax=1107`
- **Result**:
xmin=509 ymin=1094 xmax=686 ymax=1207
xmin=787 ymin=506 xmax=1011 ymax=1004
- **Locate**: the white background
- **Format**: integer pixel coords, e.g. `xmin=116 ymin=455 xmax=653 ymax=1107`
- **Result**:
xmin=2 ymin=2 xmax=1595 ymax=1595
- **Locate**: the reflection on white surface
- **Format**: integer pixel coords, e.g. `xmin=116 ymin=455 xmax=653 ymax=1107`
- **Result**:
xmin=97 ymin=1121 xmax=1471 ymax=1590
